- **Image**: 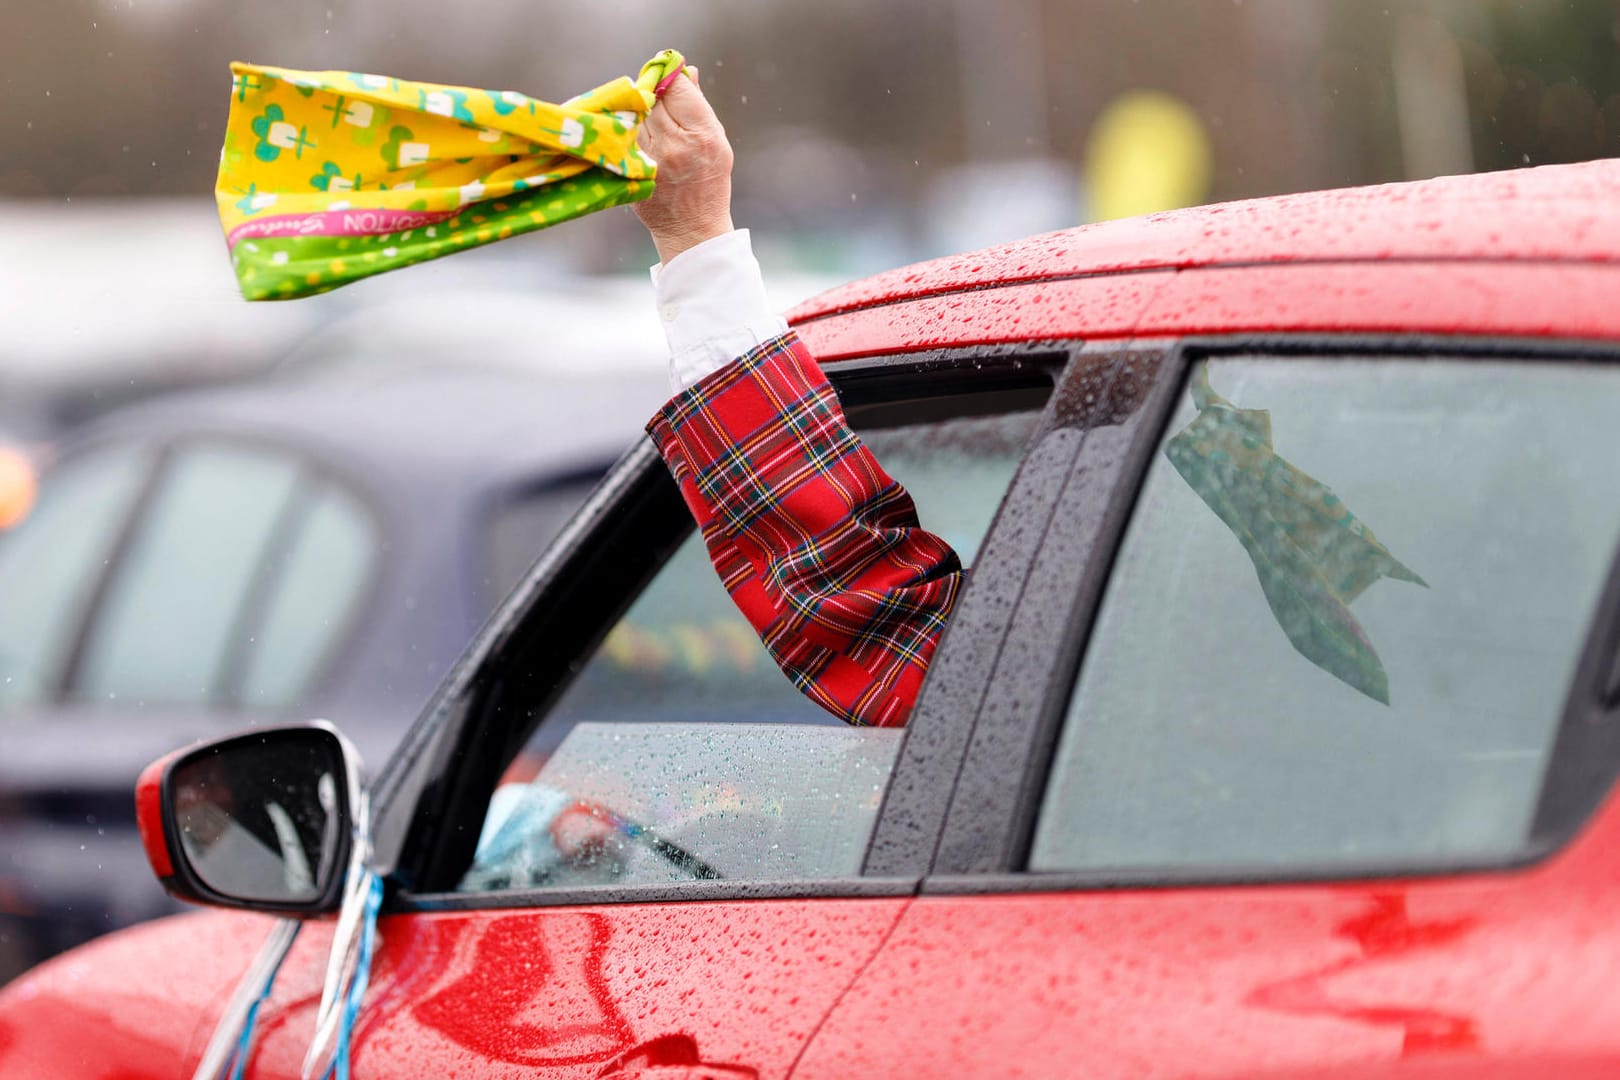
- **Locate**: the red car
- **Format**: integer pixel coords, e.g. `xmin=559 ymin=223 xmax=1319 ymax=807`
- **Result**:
xmin=4 ymin=159 xmax=1620 ymax=1079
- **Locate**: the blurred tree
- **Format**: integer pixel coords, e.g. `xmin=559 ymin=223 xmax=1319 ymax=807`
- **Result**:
xmin=1458 ymin=0 xmax=1620 ymax=171
xmin=3 ymin=0 xmax=1615 ymax=253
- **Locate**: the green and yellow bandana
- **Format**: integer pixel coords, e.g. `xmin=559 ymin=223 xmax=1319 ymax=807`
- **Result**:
xmin=216 ymin=50 xmax=684 ymax=300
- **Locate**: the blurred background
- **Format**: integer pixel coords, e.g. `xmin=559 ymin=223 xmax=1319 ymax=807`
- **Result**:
xmin=1 ymin=0 xmax=1617 ymax=983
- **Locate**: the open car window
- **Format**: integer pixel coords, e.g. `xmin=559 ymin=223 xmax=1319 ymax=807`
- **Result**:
xmin=457 ymin=405 xmax=1044 ymax=894
xmin=1031 ymin=355 xmax=1620 ymax=877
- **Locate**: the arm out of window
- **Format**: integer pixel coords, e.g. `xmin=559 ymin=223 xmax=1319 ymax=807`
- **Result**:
xmin=645 ymin=332 xmax=964 ymax=726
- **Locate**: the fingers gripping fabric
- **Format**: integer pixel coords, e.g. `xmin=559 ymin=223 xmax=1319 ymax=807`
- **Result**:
xmin=217 ymin=50 xmax=684 ymax=300
xmin=647 ymin=333 xmax=964 ymax=727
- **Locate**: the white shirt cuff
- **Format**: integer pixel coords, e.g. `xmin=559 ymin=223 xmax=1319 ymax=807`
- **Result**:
xmin=650 ymin=228 xmax=791 ymax=393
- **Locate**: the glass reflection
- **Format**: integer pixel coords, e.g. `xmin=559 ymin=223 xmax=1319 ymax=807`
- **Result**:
xmin=172 ymin=738 xmax=340 ymax=903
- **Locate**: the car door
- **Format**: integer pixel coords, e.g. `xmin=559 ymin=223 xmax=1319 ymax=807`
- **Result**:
xmin=794 ymin=336 xmax=1620 ymax=1078
xmin=229 ymin=345 xmax=1084 ymax=1079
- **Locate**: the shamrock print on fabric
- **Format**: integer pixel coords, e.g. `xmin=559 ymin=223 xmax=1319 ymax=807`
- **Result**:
xmin=310 ymin=162 xmax=362 ymax=192
xmin=546 ymin=115 xmax=600 ymax=152
xmin=488 ymin=90 xmax=535 ymax=116
xmin=231 ymin=70 xmax=263 ymax=103
xmin=218 ymin=50 xmax=684 ymax=300
xmin=252 ymin=104 xmax=316 ymax=162
xmin=232 ymin=183 xmax=277 ymax=215
xmin=419 ymin=88 xmax=474 ymax=122
xmin=346 ymin=72 xmax=400 ymax=92
xmin=380 ymin=125 xmax=430 ymax=171
xmin=320 ymin=95 xmax=377 ymax=130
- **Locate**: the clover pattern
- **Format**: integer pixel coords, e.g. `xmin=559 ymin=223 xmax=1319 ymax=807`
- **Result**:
xmin=251 ymin=104 xmax=316 ymax=162
xmin=310 ymin=161 xmax=362 ymax=192
xmin=380 ymin=125 xmax=429 ymax=171
xmin=225 ymin=57 xmax=671 ymax=301
xmin=488 ymin=90 xmax=535 ymax=117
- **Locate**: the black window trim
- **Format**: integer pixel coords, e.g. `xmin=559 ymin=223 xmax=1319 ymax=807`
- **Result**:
xmin=862 ymin=339 xmax=1174 ymax=876
xmin=927 ymin=331 xmax=1620 ymax=893
xmin=381 ymin=343 xmax=1073 ymax=915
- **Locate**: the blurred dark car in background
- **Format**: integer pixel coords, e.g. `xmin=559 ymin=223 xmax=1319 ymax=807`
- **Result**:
xmin=0 ymin=362 xmax=665 ymax=983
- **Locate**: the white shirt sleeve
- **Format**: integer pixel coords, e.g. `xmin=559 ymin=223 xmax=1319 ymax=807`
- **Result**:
xmin=649 ymin=228 xmax=791 ymax=393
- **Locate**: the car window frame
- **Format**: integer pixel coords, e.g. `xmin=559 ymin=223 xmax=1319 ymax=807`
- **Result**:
xmin=379 ymin=344 xmax=1083 ymax=913
xmin=923 ymin=332 xmax=1620 ymax=895
xmin=55 ymin=433 xmax=385 ymax=712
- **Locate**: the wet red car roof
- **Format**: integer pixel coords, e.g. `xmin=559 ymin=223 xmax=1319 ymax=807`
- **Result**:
xmin=790 ymin=159 xmax=1620 ymax=324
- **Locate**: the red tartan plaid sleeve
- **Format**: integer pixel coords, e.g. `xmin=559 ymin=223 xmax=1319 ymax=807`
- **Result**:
xmin=645 ymin=332 xmax=964 ymax=727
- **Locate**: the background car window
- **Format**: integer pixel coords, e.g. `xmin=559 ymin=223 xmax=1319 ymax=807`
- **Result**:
xmin=484 ymin=477 xmax=603 ymax=610
xmin=236 ymin=480 xmax=377 ymax=710
xmin=75 ymin=444 xmax=302 ymax=708
xmin=1031 ymin=357 xmax=1620 ymax=876
xmin=459 ymin=406 xmax=1044 ymax=893
xmin=0 ymin=451 xmax=148 ymax=711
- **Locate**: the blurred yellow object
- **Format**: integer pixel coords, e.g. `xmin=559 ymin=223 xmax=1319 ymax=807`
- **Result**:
xmin=0 ymin=447 xmax=37 ymax=530
xmin=1084 ymin=90 xmax=1213 ymax=221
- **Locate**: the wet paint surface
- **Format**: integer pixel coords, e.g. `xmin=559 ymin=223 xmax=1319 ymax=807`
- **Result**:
xmin=1132 ymin=262 xmax=1620 ymax=341
xmin=797 ymin=272 xmax=1168 ymax=361
xmin=790 ymin=159 xmax=1620 ymax=323
xmin=794 ymin=792 xmax=1620 ymax=1078
xmin=0 ymin=908 xmax=282 ymax=1077
xmin=799 ymin=261 xmax=1620 ymax=364
xmin=237 ymin=897 xmax=906 ymax=1079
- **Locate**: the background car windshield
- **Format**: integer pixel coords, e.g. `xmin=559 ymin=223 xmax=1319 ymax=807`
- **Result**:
xmin=1033 ymin=356 xmax=1620 ymax=874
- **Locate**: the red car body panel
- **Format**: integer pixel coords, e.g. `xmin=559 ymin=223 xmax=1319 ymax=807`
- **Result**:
xmin=790 ymin=160 xmax=1620 ymax=323
xmin=0 ymin=899 xmax=906 ymax=1078
xmin=237 ymin=899 xmax=904 ymax=1079
xmin=796 ymin=786 xmax=1620 ymax=1079
xmin=797 ymin=261 xmax=1620 ymax=362
xmin=0 ymin=910 xmax=283 ymax=1078
xmin=3 ymin=161 xmax=1619 ymax=1078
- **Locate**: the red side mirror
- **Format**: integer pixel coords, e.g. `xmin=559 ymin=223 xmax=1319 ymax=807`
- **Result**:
xmin=133 ymin=722 xmax=360 ymax=915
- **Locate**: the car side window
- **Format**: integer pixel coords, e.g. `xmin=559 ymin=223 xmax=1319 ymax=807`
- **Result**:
xmin=0 ymin=450 xmax=149 ymax=711
xmin=236 ymin=479 xmax=378 ymax=709
xmin=458 ymin=405 xmax=1044 ymax=893
xmin=1030 ymin=356 xmax=1620 ymax=876
xmin=74 ymin=444 xmax=303 ymax=708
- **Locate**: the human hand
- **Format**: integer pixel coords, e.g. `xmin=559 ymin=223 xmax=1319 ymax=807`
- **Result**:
xmin=549 ymin=799 xmax=620 ymax=862
xmin=633 ymin=65 xmax=736 ymax=265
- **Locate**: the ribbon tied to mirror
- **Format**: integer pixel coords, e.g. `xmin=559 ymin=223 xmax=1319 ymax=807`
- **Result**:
xmin=216 ymin=50 xmax=686 ymax=300
xmin=193 ymin=749 xmax=380 ymax=1080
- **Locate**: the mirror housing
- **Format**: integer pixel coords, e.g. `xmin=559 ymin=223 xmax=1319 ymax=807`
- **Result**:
xmin=135 ymin=721 xmax=361 ymax=915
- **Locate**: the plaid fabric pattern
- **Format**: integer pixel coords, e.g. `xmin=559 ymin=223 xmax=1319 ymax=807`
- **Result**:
xmin=646 ymin=332 xmax=963 ymax=727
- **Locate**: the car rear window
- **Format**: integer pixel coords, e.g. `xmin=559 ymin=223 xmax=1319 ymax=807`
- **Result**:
xmin=0 ymin=450 xmax=148 ymax=710
xmin=1032 ymin=356 xmax=1620 ymax=876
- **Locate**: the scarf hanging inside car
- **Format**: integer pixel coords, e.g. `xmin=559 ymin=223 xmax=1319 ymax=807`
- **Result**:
xmin=1165 ymin=364 xmax=1428 ymax=705
xmin=215 ymin=50 xmax=685 ymax=301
